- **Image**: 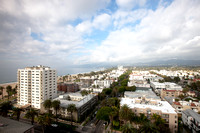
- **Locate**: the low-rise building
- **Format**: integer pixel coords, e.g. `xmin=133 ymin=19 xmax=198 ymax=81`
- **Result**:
xmin=150 ymin=82 xmax=182 ymax=95
xmin=93 ymin=79 xmax=113 ymax=88
xmin=172 ymin=100 xmax=200 ymax=115
xmin=182 ymin=109 xmax=200 ymax=133
xmin=161 ymin=90 xmax=183 ymax=99
xmin=57 ymin=83 xmax=79 ymax=93
xmin=51 ymin=92 xmax=97 ymax=122
xmin=80 ymin=87 xmax=103 ymax=93
xmin=121 ymin=90 xmax=178 ymax=133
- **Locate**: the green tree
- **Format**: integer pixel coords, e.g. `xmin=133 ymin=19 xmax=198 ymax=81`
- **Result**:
xmin=119 ymin=104 xmax=132 ymax=123
xmin=151 ymin=114 xmax=165 ymax=126
xmin=102 ymin=88 xmax=112 ymax=95
xmin=174 ymin=77 xmax=180 ymax=83
xmin=182 ymin=88 xmax=189 ymax=93
xmin=140 ymin=121 xmax=159 ymax=133
xmin=0 ymin=86 xmax=4 ymax=99
xmin=43 ymin=99 xmax=52 ymax=113
xmin=67 ymin=104 xmax=77 ymax=126
xmin=118 ymin=86 xmax=126 ymax=93
xmin=126 ymin=86 xmax=136 ymax=91
xmin=121 ymin=121 xmax=136 ymax=133
xmin=37 ymin=115 xmax=46 ymax=133
xmin=96 ymin=106 xmax=112 ymax=122
xmin=12 ymin=88 xmax=17 ymax=97
xmin=107 ymin=97 xmax=120 ymax=108
xmin=80 ymin=90 xmax=89 ymax=96
xmin=12 ymin=107 xmax=23 ymax=121
xmin=37 ymin=113 xmax=53 ymax=133
xmin=0 ymin=101 xmax=13 ymax=117
xmin=6 ymin=85 xmax=12 ymax=101
xmin=138 ymin=114 xmax=148 ymax=123
xmin=52 ymin=100 xmax=60 ymax=122
xmin=109 ymin=106 xmax=119 ymax=131
xmin=25 ymin=108 xmax=38 ymax=125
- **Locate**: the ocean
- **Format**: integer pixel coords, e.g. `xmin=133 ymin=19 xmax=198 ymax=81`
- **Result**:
xmin=0 ymin=67 xmax=101 ymax=84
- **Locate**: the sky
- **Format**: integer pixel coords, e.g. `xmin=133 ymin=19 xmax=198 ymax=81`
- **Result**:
xmin=0 ymin=0 xmax=200 ymax=83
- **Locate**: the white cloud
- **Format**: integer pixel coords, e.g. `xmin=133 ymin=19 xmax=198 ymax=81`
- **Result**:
xmin=0 ymin=0 xmax=111 ymax=60
xmin=116 ymin=0 xmax=146 ymax=10
xmin=84 ymin=0 xmax=200 ymax=64
xmin=113 ymin=9 xmax=148 ymax=29
xmin=93 ymin=13 xmax=111 ymax=30
xmin=76 ymin=13 xmax=111 ymax=34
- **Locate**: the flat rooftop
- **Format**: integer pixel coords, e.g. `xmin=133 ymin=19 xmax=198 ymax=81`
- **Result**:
xmin=124 ymin=89 xmax=160 ymax=100
xmin=0 ymin=116 xmax=33 ymax=133
xmin=183 ymin=109 xmax=200 ymax=122
xmin=121 ymin=98 xmax=176 ymax=114
xmin=53 ymin=92 xmax=95 ymax=108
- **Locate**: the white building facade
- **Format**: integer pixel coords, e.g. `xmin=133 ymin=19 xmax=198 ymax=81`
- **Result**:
xmin=17 ymin=65 xmax=57 ymax=109
xmin=182 ymin=109 xmax=200 ymax=133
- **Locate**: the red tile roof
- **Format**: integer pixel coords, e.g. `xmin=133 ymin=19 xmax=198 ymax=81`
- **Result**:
xmin=164 ymin=90 xmax=176 ymax=92
xmin=190 ymin=103 xmax=196 ymax=107
xmin=173 ymin=102 xmax=181 ymax=106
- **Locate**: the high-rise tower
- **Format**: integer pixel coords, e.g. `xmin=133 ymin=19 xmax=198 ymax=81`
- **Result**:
xmin=17 ymin=65 xmax=57 ymax=109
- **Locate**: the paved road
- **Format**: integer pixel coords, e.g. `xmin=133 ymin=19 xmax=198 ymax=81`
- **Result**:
xmin=94 ymin=120 xmax=105 ymax=133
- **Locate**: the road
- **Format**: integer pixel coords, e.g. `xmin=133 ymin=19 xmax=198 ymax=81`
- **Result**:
xmin=94 ymin=120 xmax=105 ymax=133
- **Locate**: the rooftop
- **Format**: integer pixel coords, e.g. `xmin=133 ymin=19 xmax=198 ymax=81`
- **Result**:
xmin=121 ymin=98 xmax=177 ymax=114
xmin=0 ymin=116 xmax=33 ymax=133
xmin=183 ymin=109 xmax=200 ymax=122
xmin=53 ymin=92 xmax=95 ymax=108
xmin=173 ymin=102 xmax=181 ymax=106
xmin=124 ymin=89 xmax=160 ymax=100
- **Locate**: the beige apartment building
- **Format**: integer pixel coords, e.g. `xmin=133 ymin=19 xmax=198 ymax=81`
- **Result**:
xmin=121 ymin=90 xmax=178 ymax=133
xmin=17 ymin=65 xmax=57 ymax=109
xmin=161 ymin=89 xmax=183 ymax=99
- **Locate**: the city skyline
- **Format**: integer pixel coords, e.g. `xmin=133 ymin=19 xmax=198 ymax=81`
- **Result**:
xmin=0 ymin=0 xmax=200 ymax=83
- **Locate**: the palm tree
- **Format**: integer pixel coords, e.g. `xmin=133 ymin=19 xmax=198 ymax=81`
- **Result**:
xmin=0 ymin=101 xmax=13 ymax=117
xmin=121 ymin=121 xmax=137 ymax=133
xmin=140 ymin=121 xmax=159 ymax=133
xmin=25 ymin=108 xmax=38 ymax=125
xmin=38 ymin=113 xmax=53 ymax=132
xmin=119 ymin=104 xmax=132 ymax=123
xmin=52 ymin=100 xmax=60 ymax=122
xmin=138 ymin=113 xmax=148 ymax=123
xmin=6 ymin=85 xmax=12 ymax=101
xmin=0 ymin=86 xmax=4 ymax=99
xmin=67 ymin=104 xmax=76 ymax=126
xmin=37 ymin=115 xmax=46 ymax=133
xmin=12 ymin=88 xmax=17 ymax=97
xmin=0 ymin=91 xmax=2 ymax=100
xmin=109 ymin=106 xmax=119 ymax=131
xmin=151 ymin=114 xmax=170 ymax=133
xmin=151 ymin=113 xmax=165 ymax=126
xmin=12 ymin=107 xmax=23 ymax=121
xmin=43 ymin=99 xmax=52 ymax=113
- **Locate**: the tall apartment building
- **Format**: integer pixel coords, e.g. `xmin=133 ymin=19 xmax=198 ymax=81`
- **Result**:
xmin=17 ymin=65 xmax=57 ymax=109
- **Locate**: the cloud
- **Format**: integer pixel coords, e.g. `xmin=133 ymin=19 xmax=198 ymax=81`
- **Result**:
xmin=93 ymin=13 xmax=111 ymax=30
xmin=84 ymin=0 xmax=200 ymax=64
xmin=116 ymin=0 xmax=146 ymax=10
xmin=0 ymin=0 xmax=111 ymax=58
xmin=76 ymin=13 xmax=111 ymax=34
xmin=0 ymin=0 xmax=200 ymax=80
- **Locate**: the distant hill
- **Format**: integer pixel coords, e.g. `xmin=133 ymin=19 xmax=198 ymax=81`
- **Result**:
xmin=134 ymin=59 xmax=200 ymax=66
xmin=74 ymin=59 xmax=200 ymax=69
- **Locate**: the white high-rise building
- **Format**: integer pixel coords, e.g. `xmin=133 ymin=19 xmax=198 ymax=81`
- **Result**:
xmin=17 ymin=65 xmax=57 ymax=109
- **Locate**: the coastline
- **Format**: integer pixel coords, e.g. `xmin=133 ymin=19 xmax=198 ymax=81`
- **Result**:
xmin=0 ymin=82 xmax=17 ymax=86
